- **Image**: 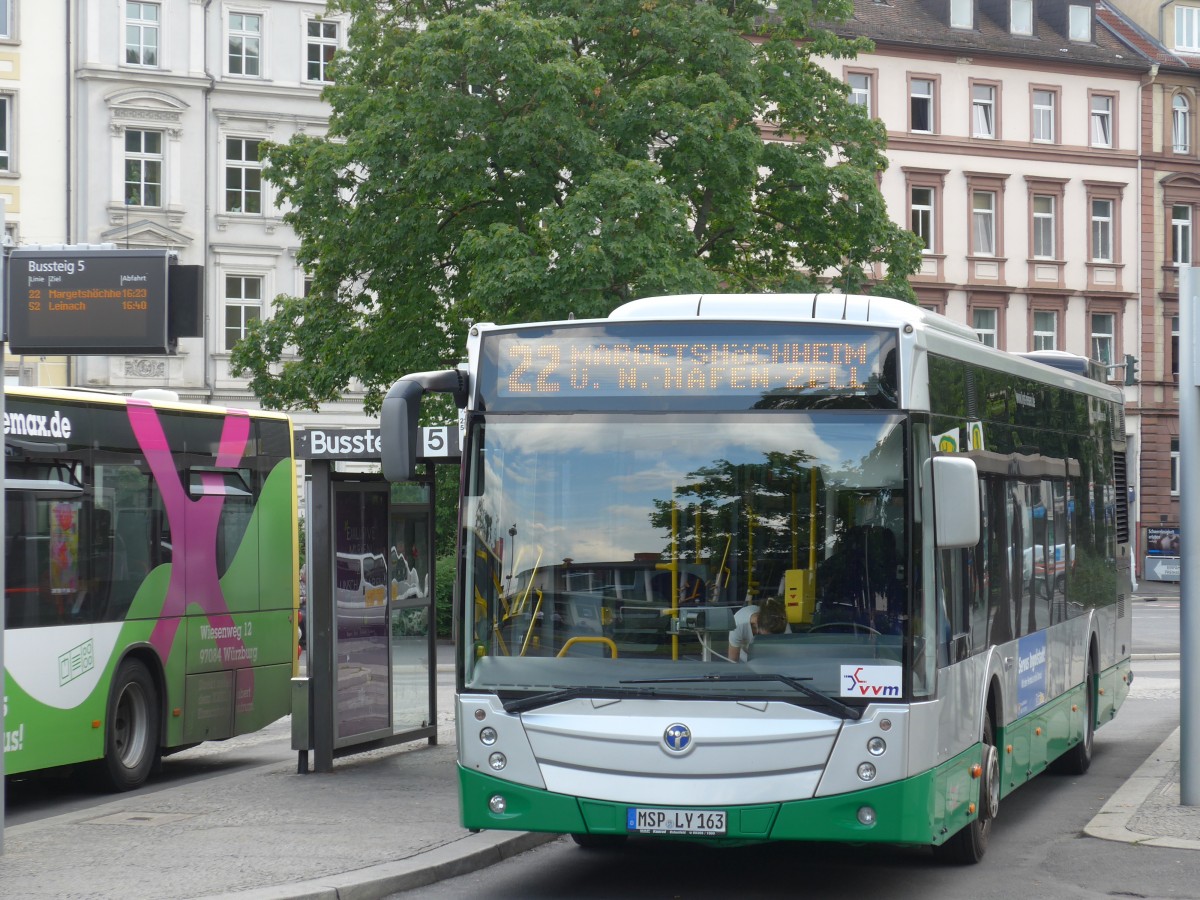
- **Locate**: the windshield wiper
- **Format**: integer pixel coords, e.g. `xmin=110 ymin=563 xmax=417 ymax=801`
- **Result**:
xmin=621 ymin=673 xmax=862 ymax=721
xmin=500 ymin=684 xmax=666 ymax=714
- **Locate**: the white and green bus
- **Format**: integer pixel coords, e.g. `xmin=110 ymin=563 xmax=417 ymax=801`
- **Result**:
xmin=4 ymin=387 xmax=299 ymax=790
xmin=381 ymin=294 xmax=1131 ymax=862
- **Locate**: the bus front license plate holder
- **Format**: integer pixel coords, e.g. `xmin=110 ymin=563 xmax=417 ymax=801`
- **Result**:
xmin=626 ymin=807 xmax=726 ymax=835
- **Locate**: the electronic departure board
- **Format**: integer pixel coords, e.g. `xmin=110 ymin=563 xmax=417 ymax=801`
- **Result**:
xmin=6 ymin=249 xmax=171 ymax=354
xmin=478 ymin=322 xmax=898 ymax=410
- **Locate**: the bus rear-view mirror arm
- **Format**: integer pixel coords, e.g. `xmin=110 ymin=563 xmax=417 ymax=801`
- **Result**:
xmin=380 ymin=369 xmax=467 ymax=483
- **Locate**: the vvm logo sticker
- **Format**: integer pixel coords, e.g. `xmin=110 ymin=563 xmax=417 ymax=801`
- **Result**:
xmin=840 ymin=665 xmax=903 ymax=698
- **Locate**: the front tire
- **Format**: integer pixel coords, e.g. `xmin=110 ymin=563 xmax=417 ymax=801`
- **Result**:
xmin=571 ymin=833 xmax=628 ymax=850
xmin=934 ymin=713 xmax=998 ymax=864
xmin=100 ymin=658 xmax=160 ymax=791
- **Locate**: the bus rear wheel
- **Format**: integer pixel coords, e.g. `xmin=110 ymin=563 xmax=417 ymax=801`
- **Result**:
xmin=934 ymin=713 xmax=998 ymax=864
xmin=100 ymin=658 xmax=160 ymax=791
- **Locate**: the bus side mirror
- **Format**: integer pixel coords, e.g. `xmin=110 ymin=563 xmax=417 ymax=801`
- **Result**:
xmin=381 ymin=378 xmax=423 ymax=483
xmin=932 ymin=456 xmax=980 ymax=549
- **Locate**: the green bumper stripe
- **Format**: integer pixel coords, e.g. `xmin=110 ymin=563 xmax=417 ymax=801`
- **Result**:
xmin=460 ymin=741 xmax=984 ymax=846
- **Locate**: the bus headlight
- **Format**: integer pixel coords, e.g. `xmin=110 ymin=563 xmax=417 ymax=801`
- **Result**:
xmin=867 ymin=737 xmax=887 ymax=756
xmin=489 ymin=795 xmax=507 ymax=814
xmin=489 ymin=752 xmax=507 ymax=771
xmin=857 ymin=806 xmax=877 ymax=826
xmin=480 ymin=727 xmax=498 ymax=746
xmin=857 ymin=762 xmax=877 ymax=782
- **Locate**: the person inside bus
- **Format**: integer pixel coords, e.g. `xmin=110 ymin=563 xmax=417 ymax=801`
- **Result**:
xmin=727 ymin=596 xmax=788 ymax=662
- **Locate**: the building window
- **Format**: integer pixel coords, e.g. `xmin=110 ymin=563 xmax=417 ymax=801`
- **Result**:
xmin=306 ymin=19 xmax=338 ymax=83
xmin=1091 ymin=198 xmax=1113 ymax=262
xmin=848 ymin=73 xmax=871 ymax=116
xmin=225 ymin=137 xmax=262 ymax=214
xmin=1033 ymin=310 xmax=1057 ymax=351
xmin=1172 ymin=438 xmax=1180 ymax=496
xmin=124 ymin=129 xmax=163 ymax=207
xmin=972 ymin=83 xmax=996 ymax=138
xmin=1033 ymin=89 xmax=1056 ymax=143
xmin=1173 ymin=315 xmax=1180 ymax=379
xmin=125 ymin=1 xmax=160 ymax=68
xmin=229 ymin=12 xmax=262 ymax=77
xmin=1178 ymin=6 xmax=1200 ymax=51
xmin=911 ymin=187 xmax=934 ymax=252
xmin=0 ymin=0 xmax=11 ymax=39
xmin=911 ymin=78 xmax=934 ymax=133
xmin=1069 ymin=5 xmax=1092 ymax=41
xmin=0 ymin=95 xmax=10 ymax=172
xmin=1090 ymin=312 xmax=1115 ymax=366
xmin=1173 ymin=204 xmax=1192 ymax=265
xmin=951 ymin=0 xmax=973 ymax=28
xmin=225 ymin=275 xmax=262 ymax=350
xmin=1174 ymin=95 xmax=1191 ymax=153
xmin=1033 ymin=195 xmax=1056 ymax=258
xmin=972 ymin=191 xmax=996 ymax=255
xmin=1011 ymin=0 xmax=1033 ymax=35
xmin=1091 ymin=95 xmax=1113 ymax=148
xmin=973 ymin=308 xmax=998 ymax=347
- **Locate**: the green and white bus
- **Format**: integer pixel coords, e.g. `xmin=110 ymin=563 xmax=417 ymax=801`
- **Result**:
xmin=4 ymin=386 xmax=298 ymax=790
xmin=381 ymin=294 xmax=1132 ymax=862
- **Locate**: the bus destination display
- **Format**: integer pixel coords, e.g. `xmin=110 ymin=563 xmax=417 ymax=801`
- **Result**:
xmin=6 ymin=249 xmax=170 ymax=354
xmin=482 ymin=324 xmax=896 ymax=406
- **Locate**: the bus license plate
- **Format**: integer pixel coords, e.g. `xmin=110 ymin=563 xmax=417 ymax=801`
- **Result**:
xmin=627 ymin=807 xmax=726 ymax=835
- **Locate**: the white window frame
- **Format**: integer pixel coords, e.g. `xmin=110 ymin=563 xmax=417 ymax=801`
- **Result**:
xmin=1174 ymin=204 xmax=1193 ymax=265
xmin=124 ymin=128 xmax=164 ymax=208
xmin=911 ymin=78 xmax=934 ymax=133
xmin=124 ymin=1 xmax=160 ymax=68
xmin=228 ymin=11 xmax=263 ymax=78
xmin=848 ymin=73 xmax=871 ymax=116
xmin=1091 ymin=198 xmax=1114 ymax=262
xmin=972 ymin=83 xmax=995 ymax=138
xmin=951 ymin=0 xmax=973 ymax=28
xmin=305 ymin=17 xmax=339 ymax=84
xmin=1091 ymin=95 xmax=1112 ymax=148
xmin=972 ymin=190 xmax=996 ymax=255
xmin=1177 ymin=6 xmax=1200 ymax=51
xmin=1069 ymin=5 xmax=1092 ymax=41
xmin=1172 ymin=438 xmax=1180 ymax=496
xmin=973 ymin=308 xmax=998 ymax=347
xmin=911 ymin=186 xmax=934 ymax=252
xmin=1011 ymin=0 xmax=1034 ymax=35
xmin=1174 ymin=95 xmax=1191 ymax=153
xmin=225 ymin=136 xmax=264 ymax=215
xmin=224 ymin=274 xmax=263 ymax=351
xmin=1033 ymin=310 xmax=1058 ymax=351
xmin=1033 ymin=89 xmax=1056 ymax=143
xmin=1033 ymin=195 xmax=1056 ymax=259
xmin=0 ymin=94 xmax=10 ymax=172
xmin=1090 ymin=312 xmax=1115 ymax=366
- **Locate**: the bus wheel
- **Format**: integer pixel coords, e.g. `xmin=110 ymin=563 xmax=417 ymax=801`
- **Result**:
xmin=100 ymin=658 xmax=160 ymax=791
xmin=1053 ymin=656 xmax=1095 ymax=776
xmin=571 ymin=833 xmax=628 ymax=850
xmin=934 ymin=714 xmax=998 ymax=864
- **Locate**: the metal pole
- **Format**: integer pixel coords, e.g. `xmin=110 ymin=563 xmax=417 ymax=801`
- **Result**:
xmin=1178 ymin=265 xmax=1200 ymax=805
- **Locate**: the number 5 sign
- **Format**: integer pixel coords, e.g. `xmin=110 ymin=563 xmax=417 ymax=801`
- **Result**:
xmin=419 ymin=426 xmax=460 ymax=461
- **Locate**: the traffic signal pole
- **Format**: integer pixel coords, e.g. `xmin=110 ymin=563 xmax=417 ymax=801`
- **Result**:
xmin=1177 ymin=265 xmax=1200 ymax=806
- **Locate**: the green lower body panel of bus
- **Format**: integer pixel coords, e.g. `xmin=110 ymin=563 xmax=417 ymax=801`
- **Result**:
xmin=459 ymin=741 xmax=985 ymax=847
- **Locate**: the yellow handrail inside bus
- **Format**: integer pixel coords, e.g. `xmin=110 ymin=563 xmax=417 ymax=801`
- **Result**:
xmin=520 ymin=588 xmax=545 ymax=656
xmin=556 ymin=636 xmax=618 ymax=658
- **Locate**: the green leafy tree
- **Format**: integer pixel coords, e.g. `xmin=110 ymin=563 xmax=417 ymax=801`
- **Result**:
xmin=232 ymin=0 xmax=922 ymax=413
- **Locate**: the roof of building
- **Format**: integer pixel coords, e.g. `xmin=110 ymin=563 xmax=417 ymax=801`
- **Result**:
xmin=820 ymin=0 xmax=1151 ymax=71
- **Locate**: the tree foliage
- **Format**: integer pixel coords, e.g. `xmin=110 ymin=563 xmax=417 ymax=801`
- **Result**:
xmin=232 ymin=0 xmax=922 ymax=413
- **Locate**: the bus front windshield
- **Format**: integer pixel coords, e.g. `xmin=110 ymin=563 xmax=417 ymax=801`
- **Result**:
xmin=462 ymin=413 xmax=910 ymax=708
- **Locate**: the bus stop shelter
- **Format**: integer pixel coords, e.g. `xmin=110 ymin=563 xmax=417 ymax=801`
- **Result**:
xmin=292 ymin=424 xmax=459 ymax=772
